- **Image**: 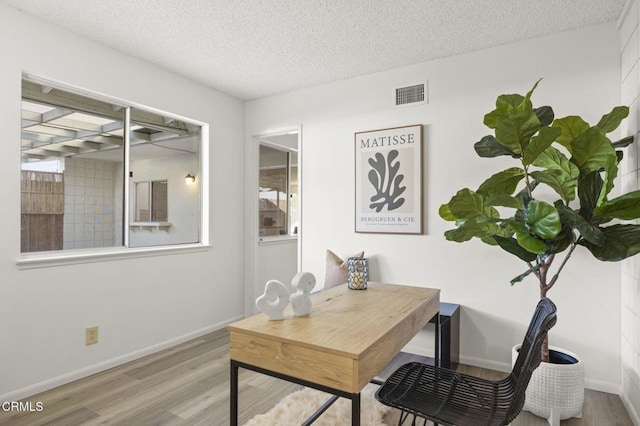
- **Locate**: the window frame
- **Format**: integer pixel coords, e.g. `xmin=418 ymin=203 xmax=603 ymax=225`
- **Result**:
xmin=17 ymin=74 xmax=209 ymax=269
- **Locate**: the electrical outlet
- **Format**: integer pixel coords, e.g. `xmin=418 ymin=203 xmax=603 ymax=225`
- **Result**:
xmin=85 ymin=326 xmax=98 ymax=345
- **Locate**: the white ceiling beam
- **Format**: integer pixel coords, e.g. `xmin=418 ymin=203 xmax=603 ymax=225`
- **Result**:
xmin=41 ymin=108 xmax=74 ymax=123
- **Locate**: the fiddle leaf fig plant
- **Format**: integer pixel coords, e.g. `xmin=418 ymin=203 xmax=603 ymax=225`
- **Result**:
xmin=440 ymin=80 xmax=640 ymax=361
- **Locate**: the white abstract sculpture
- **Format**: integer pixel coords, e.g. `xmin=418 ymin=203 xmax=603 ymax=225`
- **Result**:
xmin=290 ymin=272 xmax=315 ymax=317
xmin=255 ymin=280 xmax=290 ymax=320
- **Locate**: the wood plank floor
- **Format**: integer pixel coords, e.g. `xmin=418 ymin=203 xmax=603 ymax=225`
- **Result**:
xmin=0 ymin=329 xmax=633 ymax=425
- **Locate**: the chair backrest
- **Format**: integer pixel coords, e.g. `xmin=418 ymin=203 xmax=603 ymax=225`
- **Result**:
xmin=504 ymin=297 xmax=557 ymax=423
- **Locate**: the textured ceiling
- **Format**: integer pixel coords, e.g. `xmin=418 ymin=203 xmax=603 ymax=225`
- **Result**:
xmin=1 ymin=0 xmax=628 ymax=100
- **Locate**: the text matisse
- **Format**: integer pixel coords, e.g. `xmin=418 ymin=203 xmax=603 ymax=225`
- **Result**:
xmin=359 ymin=133 xmax=415 ymax=149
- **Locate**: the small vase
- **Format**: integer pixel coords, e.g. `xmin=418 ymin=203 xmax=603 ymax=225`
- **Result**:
xmin=347 ymin=257 xmax=368 ymax=290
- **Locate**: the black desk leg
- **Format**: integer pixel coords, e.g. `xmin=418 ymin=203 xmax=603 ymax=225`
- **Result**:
xmin=351 ymin=392 xmax=361 ymax=426
xmin=230 ymin=360 xmax=239 ymax=426
xmin=434 ymin=313 xmax=441 ymax=367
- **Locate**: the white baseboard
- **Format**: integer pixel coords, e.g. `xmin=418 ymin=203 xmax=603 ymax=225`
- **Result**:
xmin=459 ymin=354 xmax=511 ymax=374
xmin=621 ymin=392 xmax=640 ymax=426
xmin=0 ymin=316 xmax=242 ymax=403
xmin=438 ymin=354 xmax=622 ymax=395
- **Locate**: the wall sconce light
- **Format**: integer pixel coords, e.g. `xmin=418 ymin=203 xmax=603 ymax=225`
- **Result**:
xmin=185 ymin=174 xmax=196 ymax=185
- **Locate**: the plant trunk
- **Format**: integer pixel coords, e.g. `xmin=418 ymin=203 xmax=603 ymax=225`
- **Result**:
xmin=540 ymin=284 xmax=550 ymax=363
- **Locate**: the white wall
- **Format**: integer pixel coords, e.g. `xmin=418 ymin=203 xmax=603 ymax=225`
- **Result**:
xmin=0 ymin=5 xmax=245 ymax=399
xmin=247 ymin=23 xmax=624 ymax=392
xmin=619 ymin=1 xmax=640 ymax=423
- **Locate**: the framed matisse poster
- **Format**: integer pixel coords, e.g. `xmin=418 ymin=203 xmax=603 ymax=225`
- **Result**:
xmin=354 ymin=125 xmax=423 ymax=234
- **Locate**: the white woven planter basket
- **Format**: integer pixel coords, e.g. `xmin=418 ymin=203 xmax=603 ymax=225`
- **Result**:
xmin=512 ymin=345 xmax=584 ymax=425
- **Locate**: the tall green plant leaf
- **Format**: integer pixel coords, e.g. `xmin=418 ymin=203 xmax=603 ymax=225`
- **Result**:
xmin=474 ymin=135 xmax=518 ymax=158
xmin=446 ymin=188 xmax=499 ymax=220
xmin=532 ymin=146 xmax=579 ymax=178
xmin=493 ymin=235 xmax=537 ymax=261
xmin=444 ymin=218 xmax=509 ymax=243
xmin=570 ymin=127 xmax=618 ymax=201
xmin=578 ymin=170 xmax=603 ymax=220
xmin=579 ymin=224 xmax=640 ymax=261
xmin=555 ymin=202 xmax=604 ymax=246
xmin=525 ymin=200 xmax=561 ymax=239
xmin=523 ymin=126 xmax=561 ymax=165
xmin=570 ymin=127 xmax=616 ymax=174
xmin=552 ymin=116 xmax=589 ymax=151
xmin=516 ymin=231 xmax=547 ymax=254
xmin=530 ymin=169 xmax=577 ymax=202
xmin=486 ymin=195 xmax=522 ymax=209
xmin=613 ymin=135 xmax=635 ymax=148
xmin=544 ymin=223 xmax=574 ymax=254
xmin=596 ymin=106 xmax=629 ymax=133
xmin=495 ymin=109 xmax=540 ymax=154
xmin=484 ymin=94 xmax=528 ymax=128
xmin=510 ymin=264 xmax=542 ymax=285
xmin=477 ymin=167 xmax=525 ymax=196
xmin=534 ymin=106 xmax=554 ymax=126
xmin=593 ymin=190 xmax=640 ymax=220
xmin=439 ymin=203 xmax=456 ymax=221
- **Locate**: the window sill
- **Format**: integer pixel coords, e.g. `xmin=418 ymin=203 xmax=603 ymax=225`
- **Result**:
xmin=16 ymin=244 xmax=210 ymax=270
xmin=130 ymin=221 xmax=172 ymax=230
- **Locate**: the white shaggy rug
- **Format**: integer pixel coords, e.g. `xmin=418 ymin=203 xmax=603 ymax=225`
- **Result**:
xmin=244 ymin=383 xmax=390 ymax=426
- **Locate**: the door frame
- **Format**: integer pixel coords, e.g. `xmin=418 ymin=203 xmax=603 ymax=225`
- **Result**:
xmin=244 ymin=125 xmax=302 ymax=316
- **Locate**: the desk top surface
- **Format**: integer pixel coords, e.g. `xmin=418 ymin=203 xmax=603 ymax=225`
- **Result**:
xmin=228 ymin=282 xmax=439 ymax=359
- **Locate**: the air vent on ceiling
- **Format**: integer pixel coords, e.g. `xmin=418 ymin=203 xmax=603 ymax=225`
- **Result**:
xmin=395 ymin=83 xmax=426 ymax=106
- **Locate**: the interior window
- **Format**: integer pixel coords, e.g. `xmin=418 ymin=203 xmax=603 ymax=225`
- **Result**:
xmin=20 ymin=77 xmax=203 ymax=253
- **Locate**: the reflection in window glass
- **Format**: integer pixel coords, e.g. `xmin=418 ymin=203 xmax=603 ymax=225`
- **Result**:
xmin=259 ymin=145 xmax=298 ymax=237
xmin=134 ymin=181 xmax=168 ymax=222
xmin=21 ymin=81 xmax=125 ymax=252
xmin=128 ymin=108 xmax=201 ymax=248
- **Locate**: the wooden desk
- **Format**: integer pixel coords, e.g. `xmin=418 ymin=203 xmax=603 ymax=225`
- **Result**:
xmin=228 ymin=282 xmax=440 ymax=425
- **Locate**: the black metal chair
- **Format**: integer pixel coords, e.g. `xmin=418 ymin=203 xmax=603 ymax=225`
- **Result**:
xmin=375 ymin=298 xmax=557 ymax=426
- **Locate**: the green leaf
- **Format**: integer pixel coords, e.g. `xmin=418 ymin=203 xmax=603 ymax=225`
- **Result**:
xmin=552 ymin=116 xmax=589 ymax=150
xmin=438 ymin=203 xmax=457 ymax=221
xmin=532 ymin=146 xmax=579 ymax=179
xmin=495 ymin=109 xmax=540 ymax=154
xmin=570 ymin=127 xmax=616 ymax=174
xmin=578 ymin=171 xmax=603 ymax=220
xmin=510 ymin=264 xmax=542 ymax=285
xmin=486 ymin=195 xmax=522 ymax=209
xmin=474 ymin=135 xmax=517 ymax=158
xmin=444 ymin=218 xmax=509 ymax=243
xmin=530 ymin=169 xmax=577 ymax=202
xmin=555 ymin=202 xmax=605 ymax=246
xmin=570 ymin=127 xmax=618 ymax=202
xmin=579 ymin=224 xmax=640 ymax=261
xmin=523 ymin=126 xmax=561 ymax=165
xmin=526 ymin=200 xmax=561 ymax=239
xmin=594 ymin=190 xmax=640 ymax=220
xmin=516 ymin=231 xmax=547 ymax=254
xmin=446 ymin=188 xmax=499 ymax=220
xmin=524 ymin=79 xmax=542 ymax=103
xmin=484 ymin=94 xmax=528 ymax=129
xmin=534 ymin=106 xmax=554 ymax=127
xmin=596 ymin=106 xmax=629 ymax=133
xmin=612 ymin=135 xmax=635 ymax=149
xmin=477 ymin=167 xmax=525 ymax=196
xmin=544 ymin=222 xmax=574 ymax=254
xmin=493 ymin=235 xmax=537 ymax=262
